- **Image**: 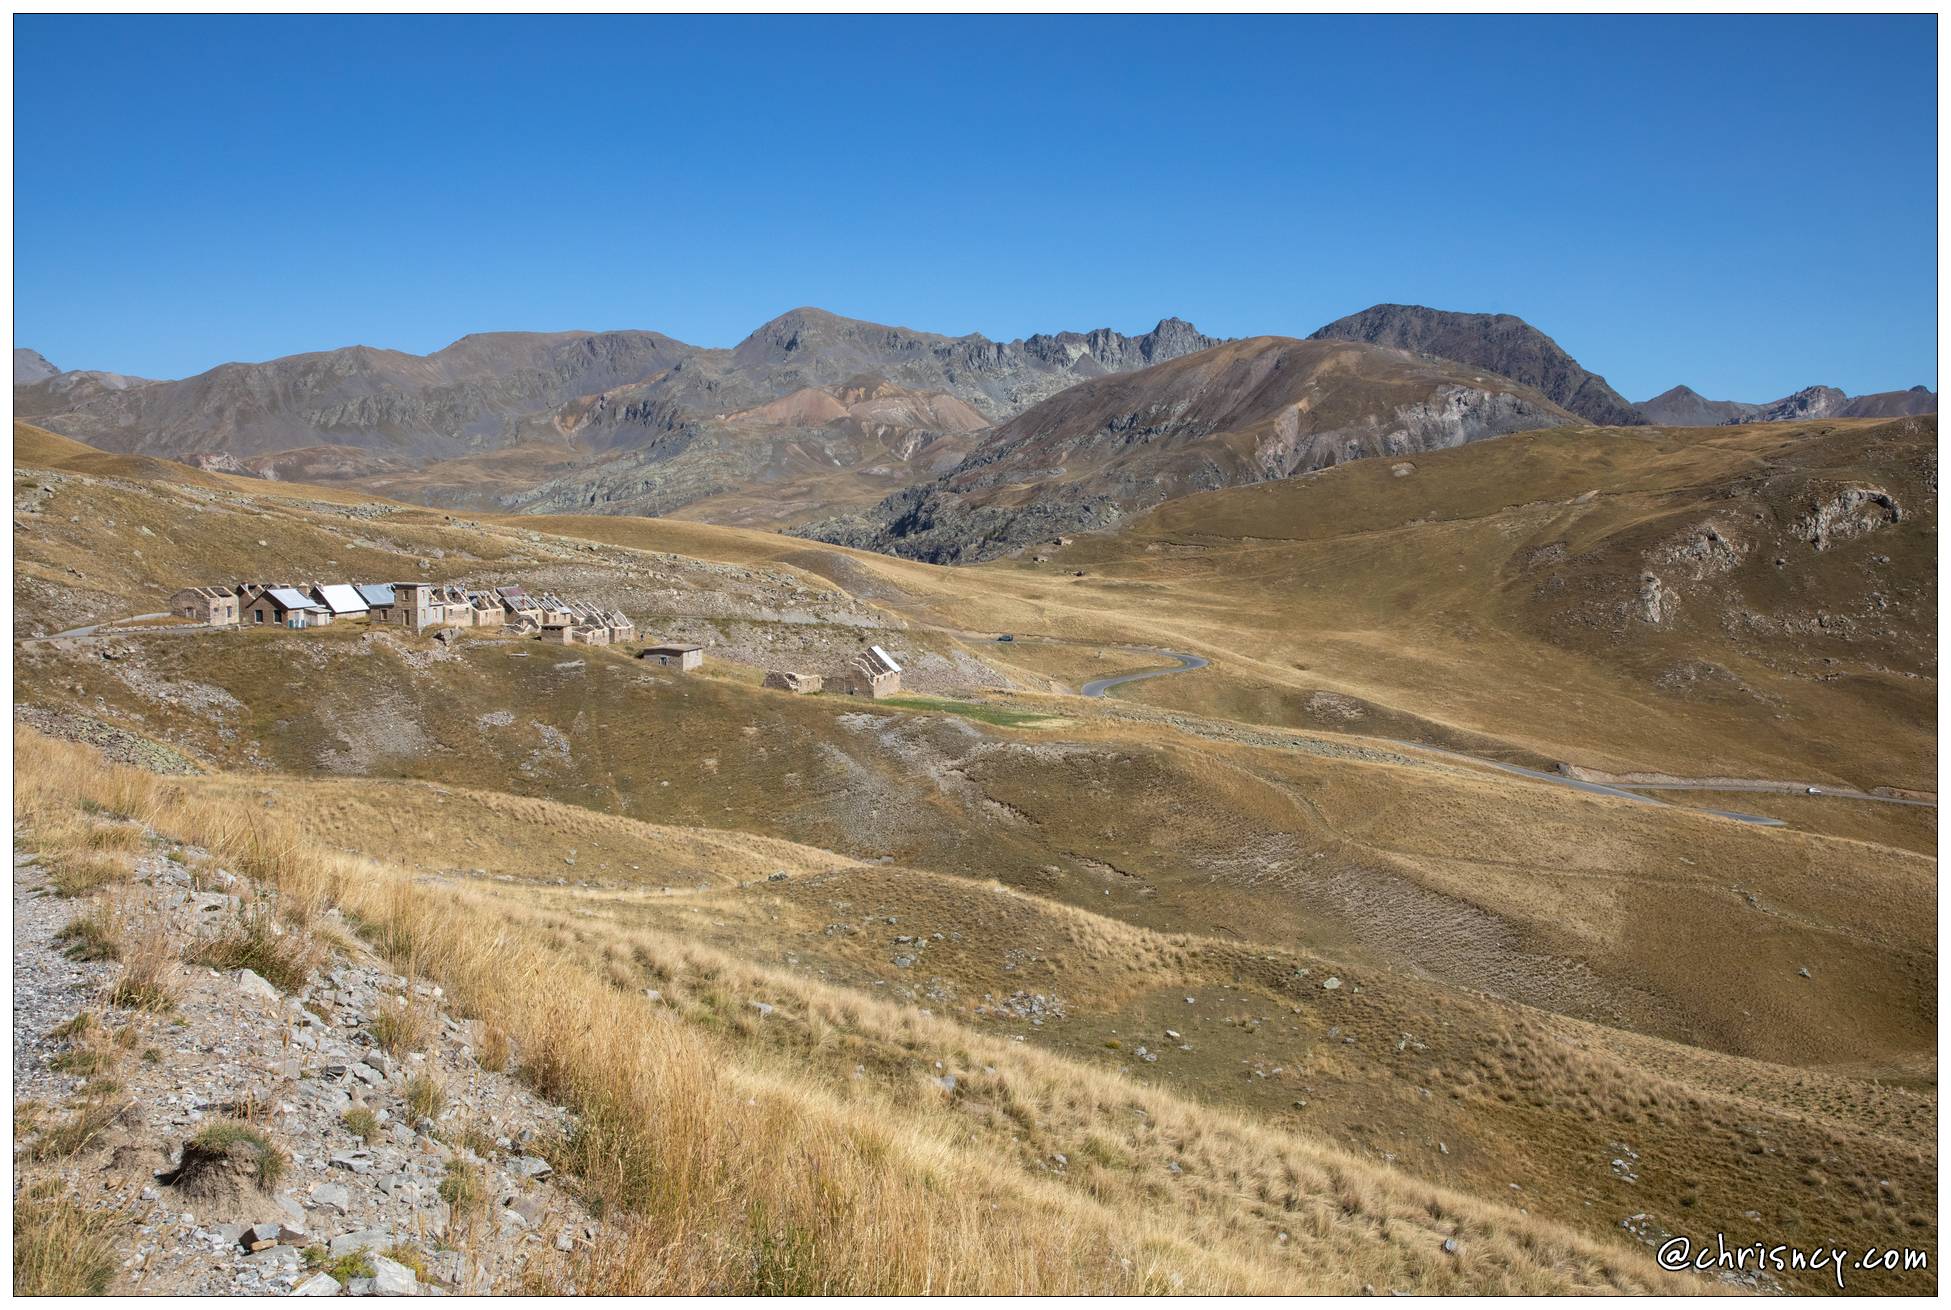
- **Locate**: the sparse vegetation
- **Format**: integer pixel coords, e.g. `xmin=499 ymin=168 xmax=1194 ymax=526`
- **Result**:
xmin=53 ymin=907 xmax=121 ymax=961
xmin=368 ymin=997 xmax=432 ymax=1056
xmin=342 ymin=1106 xmax=381 ymax=1143
xmin=189 ymin=907 xmax=320 ymax=993
xmin=437 ymin=1157 xmax=486 ymax=1213
xmin=304 ymin=1246 xmax=375 ymax=1283
xmin=405 ymin=1073 xmax=446 ymax=1123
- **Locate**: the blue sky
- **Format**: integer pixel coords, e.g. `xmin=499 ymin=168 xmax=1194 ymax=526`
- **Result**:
xmin=14 ymin=14 xmax=1937 ymax=399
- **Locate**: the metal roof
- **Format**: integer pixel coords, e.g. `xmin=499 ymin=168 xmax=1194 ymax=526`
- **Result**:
xmin=355 ymin=583 xmax=395 ymax=606
xmin=315 ymin=584 xmax=368 ymax=614
xmin=867 ymin=644 xmax=902 ymax=674
xmin=265 ymin=587 xmax=323 ymax=611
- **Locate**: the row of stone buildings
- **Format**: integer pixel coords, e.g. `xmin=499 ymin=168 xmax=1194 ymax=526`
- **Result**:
xmin=168 ymin=581 xmax=638 ymax=645
xmin=166 ymin=580 xmax=903 ymax=698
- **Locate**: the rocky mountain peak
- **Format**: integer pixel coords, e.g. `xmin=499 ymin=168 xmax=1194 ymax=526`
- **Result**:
xmin=15 ymin=347 xmax=60 ymax=383
xmin=1309 ymin=303 xmax=1644 ymax=427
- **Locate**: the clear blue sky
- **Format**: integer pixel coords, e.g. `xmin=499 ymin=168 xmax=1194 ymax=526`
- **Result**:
xmin=14 ymin=14 xmax=1937 ymax=399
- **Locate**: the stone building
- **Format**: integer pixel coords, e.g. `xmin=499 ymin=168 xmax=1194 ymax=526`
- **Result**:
xmin=640 ymin=643 xmax=703 ymax=671
xmin=762 ymin=670 xmax=823 ymax=694
xmin=835 ymin=645 xmax=902 ymax=698
xmin=370 ymin=583 xmax=446 ymax=631
xmin=167 ymin=586 xmax=240 ymax=626
xmin=245 ymin=586 xmax=329 ymax=629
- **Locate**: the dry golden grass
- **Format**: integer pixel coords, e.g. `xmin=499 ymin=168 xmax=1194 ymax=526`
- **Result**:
xmin=13 ymin=1185 xmax=119 ymax=1295
xmin=12 ymin=725 xmax=1699 ymax=1294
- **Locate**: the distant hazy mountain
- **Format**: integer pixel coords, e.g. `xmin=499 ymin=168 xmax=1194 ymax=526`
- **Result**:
xmin=1633 ymin=385 xmax=1761 ymax=427
xmin=1309 ymin=303 xmax=1644 ymax=426
xmin=1636 ymin=382 xmax=1936 ymax=426
xmin=19 ymin=309 xmax=1220 ymax=464
xmin=1838 ymin=384 xmax=1939 ymax=418
xmin=14 ymin=348 xmax=59 ymax=383
xmin=798 ymin=335 xmax=1579 ymax=562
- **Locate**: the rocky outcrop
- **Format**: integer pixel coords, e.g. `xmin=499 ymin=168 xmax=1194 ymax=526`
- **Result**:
xmin=1795 ymin=485 xmax=1902 ymax=550
xmin=12 ymin=837 xmax=599 ymax=1295
xmin=1309 ymin=304 xmax=1644 ymax=426
xmin=1745 ymin=386 xmax=1849 ymax=424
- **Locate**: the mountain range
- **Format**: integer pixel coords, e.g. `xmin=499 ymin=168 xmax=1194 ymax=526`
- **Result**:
xmin=16 ymin=302 xmax=1935 ymax=557
xmin=1635 ymin=382 xmax=1938 ymax=426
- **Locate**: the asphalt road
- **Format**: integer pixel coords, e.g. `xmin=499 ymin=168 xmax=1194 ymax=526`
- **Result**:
xmin=35 ymin=613 xmax=169 ymax=641
xmin=1080 ymin=651 xmax=1210 ymax=697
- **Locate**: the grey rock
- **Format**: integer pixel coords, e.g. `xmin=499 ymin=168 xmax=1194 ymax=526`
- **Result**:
xmin=292 ymin=1273 xmax=342 ymax=1296
xmin=328 ymin=1228 xmax=394 ymax=1257
xmin=236 ymin=968 xmax=280 ymax=1003
xmin=506 ymin=1155 xmax=552 ymax=1180
xmin=368 ymin=1254 xmax=419 ymax=1296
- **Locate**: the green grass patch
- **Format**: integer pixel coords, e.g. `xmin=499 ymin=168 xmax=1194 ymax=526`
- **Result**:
xmin=877 ymin=696 xmax=1053 ymax=728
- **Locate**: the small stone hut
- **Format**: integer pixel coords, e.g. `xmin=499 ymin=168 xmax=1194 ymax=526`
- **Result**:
xmin=168 ymin=586 xmax=240 ymax=626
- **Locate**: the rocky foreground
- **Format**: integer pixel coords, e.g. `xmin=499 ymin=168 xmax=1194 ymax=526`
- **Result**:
xmin=13 ymin=837 xmax=596 ymax=1295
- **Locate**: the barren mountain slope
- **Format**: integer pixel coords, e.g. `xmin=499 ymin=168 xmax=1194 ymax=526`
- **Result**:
xmin=19 ymin=330 xmax=706 ymax=460
xmin=800 ymin=336 xmax=1579 ymax=561
xmin=1309 ymin=303 xmax=1644 ymax=426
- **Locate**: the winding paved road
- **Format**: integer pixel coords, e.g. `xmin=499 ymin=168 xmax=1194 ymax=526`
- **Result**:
xmin=1080 ymin=650 xmax=1209 ymax=697
xmin=974 ymin=629 xmax=1911 ymax=829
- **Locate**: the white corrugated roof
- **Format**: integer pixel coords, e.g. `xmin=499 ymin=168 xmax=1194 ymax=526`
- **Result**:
xmin=868 ymin=644 xmax=902 ymax=673
xmin=266 ymin=587 xmax=323 ymax=611
xmin=315 ymin=583 xmax=368 ymax=614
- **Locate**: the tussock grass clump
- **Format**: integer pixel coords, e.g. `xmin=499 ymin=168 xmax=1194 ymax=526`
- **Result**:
xmin=105 ymin=920 xmax=177 ymax=1013
xmin=478 ymin=1022 xmax=512 ymax=1073
xmin=50 ymin=852 xmax=130 ymax=898
xmin=304 ymin=1246 xmax=374 ymax=1283
xmin=438 ymin=1157 xmax=487 ymax=1213
xmin=189 ymin=908 xmax=321 ymax=994
xmin=381 ymin=1244 xmax=430 ymax=1281
xmin=342 ymin=1107 xmax=381 ymax=1144
xmin=54 ymin=907 xmax=121 ymax=962
xmin=30 ymin=1098 xmax=129 ymax=1161
xmin=405 ymin=1074 xmax=446 ymax=1123
xmin=13 ymin=1189 xmax=119 ymax=1295
xmin=369 ymin=997 xmax=432 ymax=1057
xmin=171 ymin=1119 xmax=286 ymax=1195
